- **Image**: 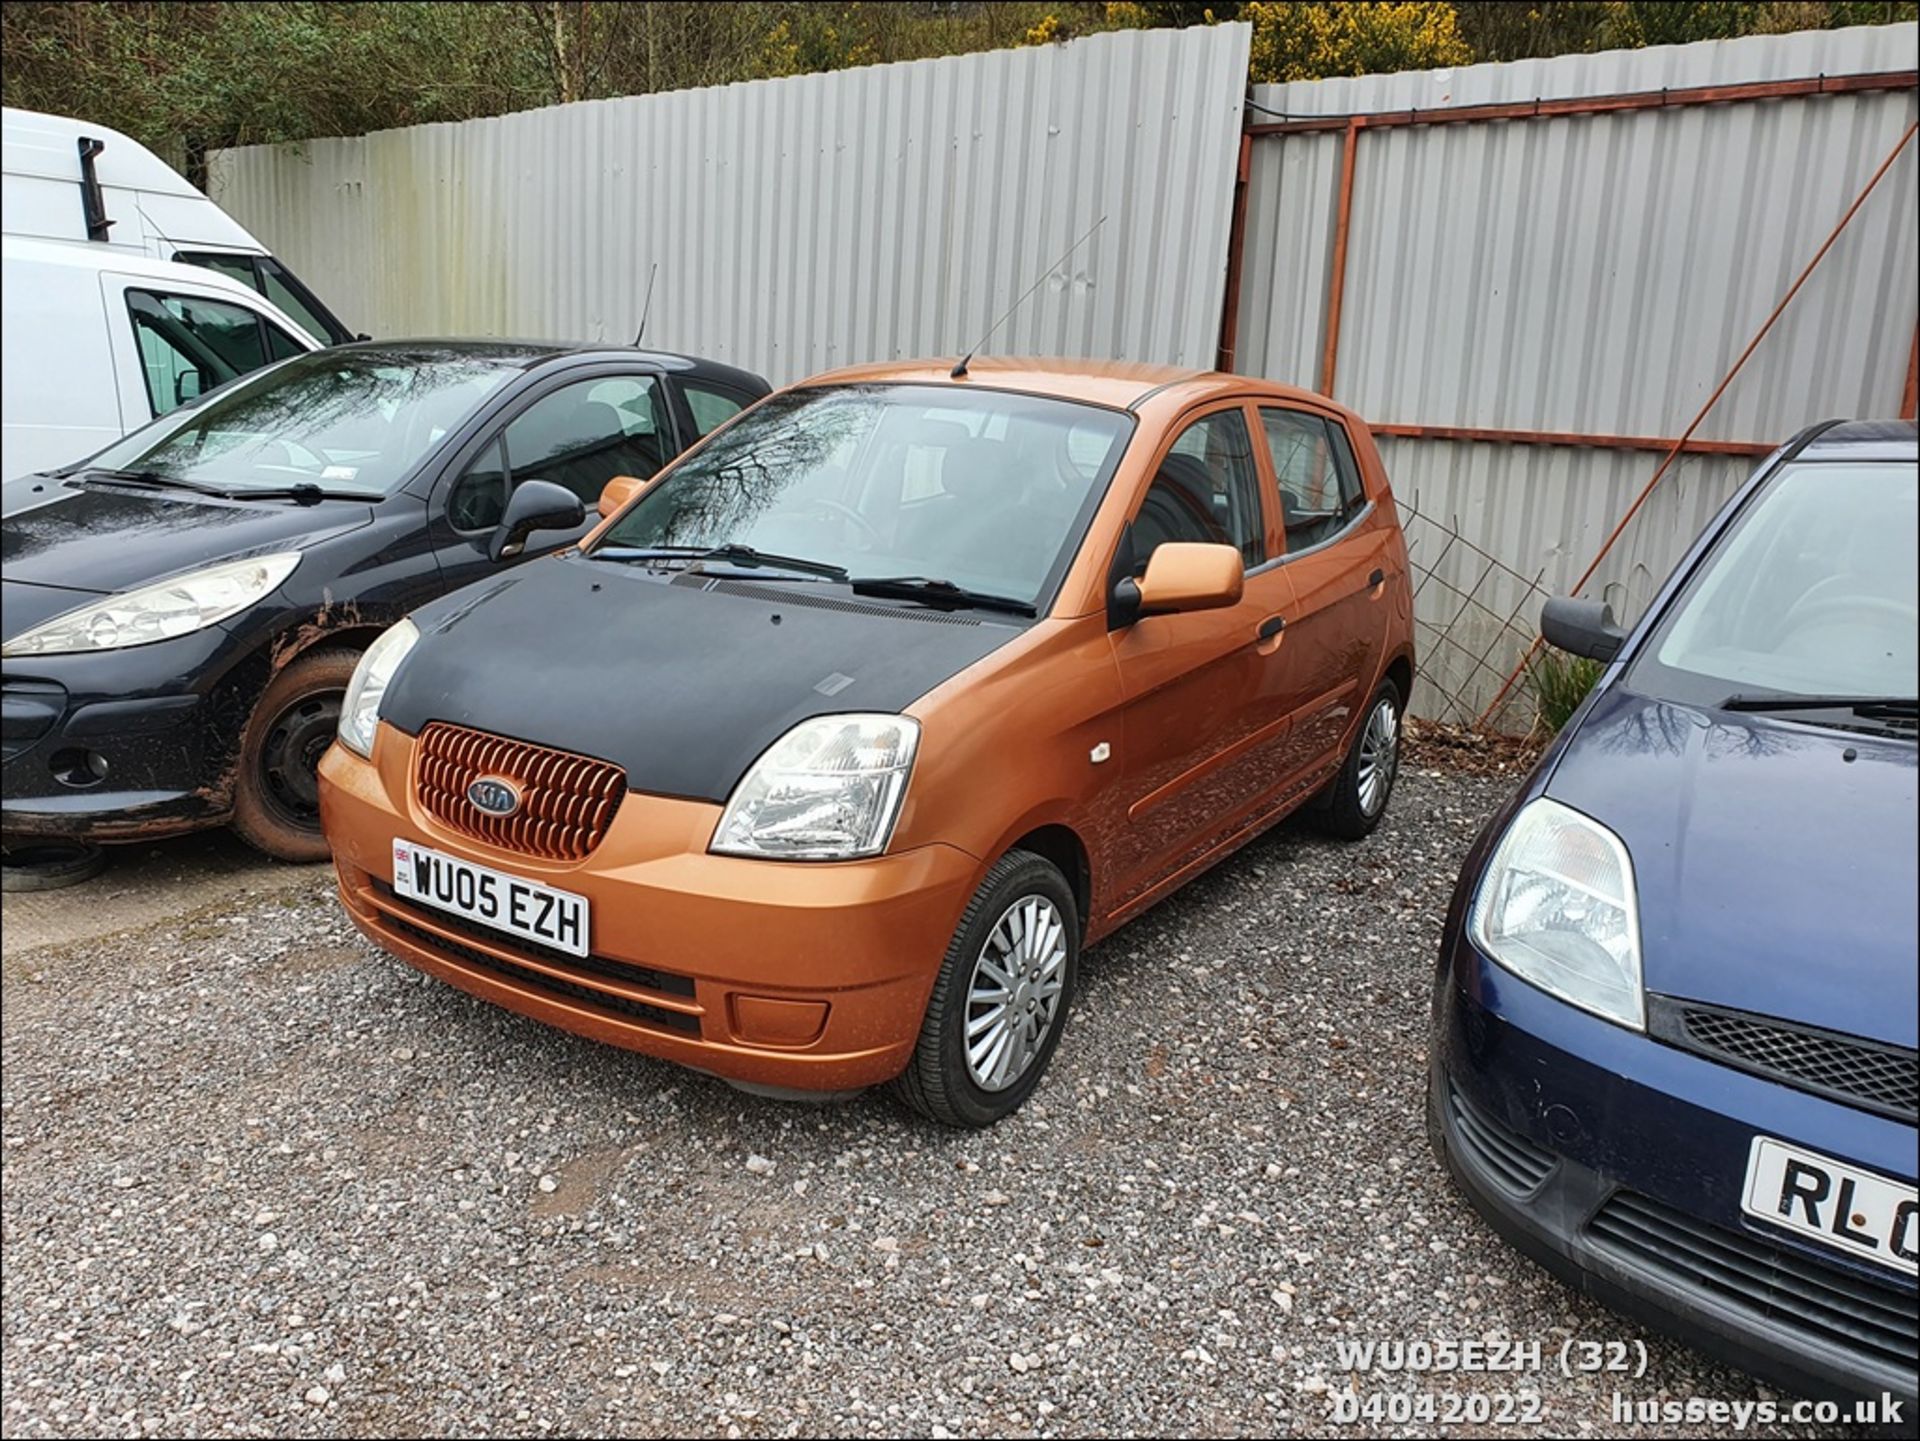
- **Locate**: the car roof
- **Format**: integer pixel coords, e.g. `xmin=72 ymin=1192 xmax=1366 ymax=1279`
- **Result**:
xmin=801 ymin=355 xmax=1335 ymax=413
xmin=1799 ymin=418 xmax=1918 ymax=463
xmin=344 ymin=338 xmax=767 ymax=391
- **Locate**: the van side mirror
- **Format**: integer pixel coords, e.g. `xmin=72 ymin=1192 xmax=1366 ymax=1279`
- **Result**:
xmin=1116 ymin=541 xmax=1245 ymax=622
xmin=597 ymin=473 xmax=647 ymax=519
xmin=174 ymin=369 xmax=204 ymax=405
xmin=1540 ymin=596 xmax=1626 ymax=662
xmin=489 ymin=479 xmax=585 ymax=562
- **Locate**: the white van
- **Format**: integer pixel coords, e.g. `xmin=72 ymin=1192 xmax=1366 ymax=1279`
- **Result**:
xmin=2 ymin=106 xmax=354 ymax=346
xmin=1 ymin=235 xmax=321 ymax=494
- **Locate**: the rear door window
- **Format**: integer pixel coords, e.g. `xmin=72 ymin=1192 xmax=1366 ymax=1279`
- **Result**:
xmin=1260 ymin=408 xmax=1367 ymax=553
xmin=681 ymin=379 xmax=755 ymax=438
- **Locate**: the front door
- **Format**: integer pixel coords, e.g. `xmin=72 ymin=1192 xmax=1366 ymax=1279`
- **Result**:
xmin=426 ymin=369 xmax=680 ymax=594
xmin=1108 ymin=401 xmax=1298 ymax=907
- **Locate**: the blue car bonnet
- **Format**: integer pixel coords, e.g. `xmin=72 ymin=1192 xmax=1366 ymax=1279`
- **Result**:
xmin=1544 ymin=683 xmax=1918 ymax=1050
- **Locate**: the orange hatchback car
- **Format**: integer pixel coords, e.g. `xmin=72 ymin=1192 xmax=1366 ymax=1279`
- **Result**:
xmin=318 ymin=359 xmax=1415 ymax=1126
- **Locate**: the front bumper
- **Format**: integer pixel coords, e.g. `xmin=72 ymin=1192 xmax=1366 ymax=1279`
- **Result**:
xmin=2 ymin=628 xmax=257 ymax=843
xmin=318 ymin=722 xmax=983 ymax=1094
xmin=1431 ymin=938 xmax=1918 ymax=1407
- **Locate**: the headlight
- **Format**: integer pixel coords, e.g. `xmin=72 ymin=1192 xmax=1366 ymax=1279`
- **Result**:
xmin=1 ymin=553 xmax=300 ymax=657
xmin=712 ymin=714 xmax=920 ymax=860
xmin=1468 ymin=797 xmax=1644 ymax=1030
xmin=336 ymin=619 xmax=419 ymax=759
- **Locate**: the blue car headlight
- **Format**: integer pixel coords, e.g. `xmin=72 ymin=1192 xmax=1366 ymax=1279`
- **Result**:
xmin=1469 ymin=797 xmax=1645 ymax=1030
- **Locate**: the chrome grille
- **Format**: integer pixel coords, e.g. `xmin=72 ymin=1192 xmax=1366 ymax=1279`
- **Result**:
xmin=414 ymin=723 xmax=625 ymax=861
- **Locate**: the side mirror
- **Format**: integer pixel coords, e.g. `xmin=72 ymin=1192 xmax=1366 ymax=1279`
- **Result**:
xmin=174 ymin=369 xmax=204 ymax=405
xmin=1121 ymin=541 xmax=1245 ymax=620
xmin=1540 ymin=596 xmax=1625 ymax=662
xmin=489 ymin=479 xmax=585 ymax=562
xmin=597 ymin=473 xmax=647 ymax=519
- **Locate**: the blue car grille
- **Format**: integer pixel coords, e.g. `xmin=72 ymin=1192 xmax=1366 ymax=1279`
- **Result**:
xmin=1447 ymin=1083 xmax=1556 ymax=1196
xmin=1649 ymin=998 xmax=1918 ymax=1123
xmin=1589 ymin=1191 xmax=1918 ymax=1377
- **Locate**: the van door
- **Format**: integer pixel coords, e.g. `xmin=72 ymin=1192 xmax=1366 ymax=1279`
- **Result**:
xmin=99 ymin=272 xmax=311 ymax=425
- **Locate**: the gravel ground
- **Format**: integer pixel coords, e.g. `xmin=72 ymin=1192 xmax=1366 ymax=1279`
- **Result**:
xmin=1 ymin=765 xmax=1869 ymax=1439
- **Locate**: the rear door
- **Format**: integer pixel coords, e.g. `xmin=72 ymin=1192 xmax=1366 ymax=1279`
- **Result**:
xmin=422 ymin=366 xmax=683 ymax=594
xmin=1255 ymin=403 xmax=1396 ymax=784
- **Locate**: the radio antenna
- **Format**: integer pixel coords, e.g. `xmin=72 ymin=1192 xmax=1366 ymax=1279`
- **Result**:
xmin=951 ymin=214 xmax=1105 ymax=379
xmin=634 ymin=262 xmax=659 ymax=346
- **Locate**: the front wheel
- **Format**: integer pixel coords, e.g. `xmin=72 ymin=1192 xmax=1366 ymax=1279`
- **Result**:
xmin=893 ymin=850 xmax=1079 ymax=1128
xmin=230 ymin=646 xmax=359 ymax=863
xmin=1311 ymin=677 xmax=1402 ymax=840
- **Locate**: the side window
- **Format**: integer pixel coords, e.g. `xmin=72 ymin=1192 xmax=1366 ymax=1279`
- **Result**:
xmin=1131 ymin=408 xmax=1265 ymax=575
xmin=448 ymin=439 xmax=508 ymax=532
xmin=1261 ymin=408 xmax=1368 ymax=553
xmin=448 ymin=375 xmax=673 ymax=529
xmin=126 ymin=289 xmax=276 ymax=418
xmin=257 ymin=258 xmax=344 ymax=347
xmin=682 ymin=380 xmax=753 ymax=438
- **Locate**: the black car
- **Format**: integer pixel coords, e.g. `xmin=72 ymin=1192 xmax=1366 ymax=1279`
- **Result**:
xmin=2 ymin=340 xmax=768 ymax=862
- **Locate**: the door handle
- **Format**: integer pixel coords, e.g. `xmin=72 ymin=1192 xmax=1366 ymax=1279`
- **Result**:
xmin=1257 ymin=614 xmax=1287 ymax=641
xmin=1368 ymin=568 xmax=1385 ymax=589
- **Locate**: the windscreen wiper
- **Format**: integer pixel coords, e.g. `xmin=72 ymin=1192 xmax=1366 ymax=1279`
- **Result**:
xmin=1721 ymin=694 xmax=1918 ymax=719
xmin=848 ymin=575 xmax=1037 ymax=617
xmin=82 ymin=467 xmax=232 ymax=498
xmin=593 ymin=543 xmax=848 ymax=580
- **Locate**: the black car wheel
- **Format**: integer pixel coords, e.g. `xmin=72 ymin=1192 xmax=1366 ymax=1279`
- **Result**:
xmin=231 ymin=647 xmax=358 ymax=863
xmin=1310 ymin=677 xmax=1404 ymax=840
xmin=893 ymin=848 xmax=1080 ymax=1128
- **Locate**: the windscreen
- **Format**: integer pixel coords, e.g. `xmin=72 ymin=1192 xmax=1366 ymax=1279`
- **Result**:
xmin=1631 ymin=459 xmax=1919 ymax=705
xmin=592 ymin=383 xmax=1133 ymax=608
xmin=80 ymin=350 xmax=521 ymax=498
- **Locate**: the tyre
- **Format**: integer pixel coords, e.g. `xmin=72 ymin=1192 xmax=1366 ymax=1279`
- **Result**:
xmin=1310 ymin=676 xmax=1403 ymax=841
xmin=230 ymin=646 xmax=360 ymax=863
xmin=893 ymin=849 xmax=1079 ymax=1128
xmin=1 ymin=840 xmax=109 ymax=892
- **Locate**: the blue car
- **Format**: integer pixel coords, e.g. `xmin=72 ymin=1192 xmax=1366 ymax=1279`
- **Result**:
xmin=1429 ymin=419 xmax=1917 ymax=1406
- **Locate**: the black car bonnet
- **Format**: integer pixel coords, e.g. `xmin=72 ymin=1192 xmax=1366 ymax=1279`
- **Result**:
xmin=380 ymin=554 xmax=1025 ymax=803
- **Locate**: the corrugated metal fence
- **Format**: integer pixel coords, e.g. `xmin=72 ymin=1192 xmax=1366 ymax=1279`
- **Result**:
xmin=211 ymin=23 xmax=1251 ymax=385
xmin=1233 ymin=24 xmax=1918 ymax=723
xmin=214 ymin=21 xmax=1918 ymax=728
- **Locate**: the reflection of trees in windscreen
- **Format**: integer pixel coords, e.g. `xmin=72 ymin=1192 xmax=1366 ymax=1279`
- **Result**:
xmin=134 ymin=355 xmax=507 ymax=489
xmin=624 ymin=392 xmax=875 ymax=545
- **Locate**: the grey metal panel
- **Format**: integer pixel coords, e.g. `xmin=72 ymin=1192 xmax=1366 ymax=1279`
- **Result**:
xmin=1236 ymin=25 xmax=1916 ymax=723
xmin=1238 ymin=22 xmax=1919 ymax=437
xmin=211 ymin=23 xmax=1251 ymax=384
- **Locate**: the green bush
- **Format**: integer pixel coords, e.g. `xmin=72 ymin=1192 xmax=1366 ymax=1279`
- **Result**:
xmin=1528 ymin=647 xmax=1604 ymax=736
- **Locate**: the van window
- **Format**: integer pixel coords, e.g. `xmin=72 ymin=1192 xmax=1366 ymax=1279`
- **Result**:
xmin=174 ymin=251 xmax=350 ymax=345
xmin=125 ymin=289 xmax=301 ymax=418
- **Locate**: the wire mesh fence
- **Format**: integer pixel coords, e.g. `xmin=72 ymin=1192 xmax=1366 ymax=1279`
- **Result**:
xmin=1398 ymin=492 xmax=1552 ymax=736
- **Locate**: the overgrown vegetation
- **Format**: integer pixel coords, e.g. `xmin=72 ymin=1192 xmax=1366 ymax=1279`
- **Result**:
xmin=2 ymin=1 xmax=1911 ymax=172
xmin=1528 ymin=647 xmax=1606 ymax=736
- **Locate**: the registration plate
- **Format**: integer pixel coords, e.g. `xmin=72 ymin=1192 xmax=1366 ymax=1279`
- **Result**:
xmin=391 ymin=839 xmax=590 ymax=958
xmin=1741 ymin=1136 xmax=1917 ymax=1275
